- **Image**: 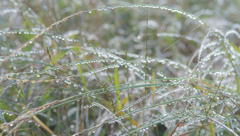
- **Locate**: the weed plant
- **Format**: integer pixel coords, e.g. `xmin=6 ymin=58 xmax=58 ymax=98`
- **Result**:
xmin=0 ymin=0 xmax=240 ymax=136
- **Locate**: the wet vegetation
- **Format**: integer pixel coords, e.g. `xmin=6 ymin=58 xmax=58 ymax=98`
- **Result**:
xmin=0 ymin=0 xmax=240 ymax=136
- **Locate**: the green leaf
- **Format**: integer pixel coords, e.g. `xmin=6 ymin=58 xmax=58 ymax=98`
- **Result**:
xmin=77 ymin=64 xmax=87 ymax=89
xmin=230 ymin=41 xmax=240 ymax=53
xmin=121 ymin=97 xmax=128 ymax=106
xmin=237 ymin=78 xmax=240 ymax=94
xmin=163 ymin=127 xmax=174 ymax=136
xmin=18 ymin=91 xmax=25 ymax=99
xmin=51 ymin=50 xmax=68 ymax=64
xmin=114 ymin=67 xmax=122 ymax=110
xmin=77 ymin=64 xmax=91 ymax=103
xmin=22 ymin=43 xmax=34 ymax=51
xmin=151 ymin=70 xmax=156 ymax=101
xmin=71 ymin=46 xmax=81 ymax=52
xmin=209 ymin=121 xmax=215 ymax=136
xmin=43 ymin=50 xmax=68 ymax=71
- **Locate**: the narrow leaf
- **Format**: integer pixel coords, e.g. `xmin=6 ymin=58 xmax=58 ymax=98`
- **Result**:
xmin=209 ymin=121 xmax=215 ymax=136
xmin=117 ymin=111 xmax=140 ymax=128
xmin=43 ymin=50 xmax=68 ymax=71
xmin=51 ymin=50 xmax=68 ymax=64
xmin=230 ymin=41 xmax=240 ymax=53
xmin=21 ymin=103 xmax=55 ymax=135
xmin=78 ymin=64 xmax=87 ymax=89
xmin=114 ymin=67 xmax=122 ymax=110
xmin=151 ymin=70 xmax=156 ymax=101
xmin=71 ymin=46 xmax=81 ymax=51
xmin=121 ymin=97 xmax=128 ymax=106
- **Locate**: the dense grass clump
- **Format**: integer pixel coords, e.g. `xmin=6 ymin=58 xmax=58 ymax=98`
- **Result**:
xmin=1 ymin=0 xmax=240 ymax=135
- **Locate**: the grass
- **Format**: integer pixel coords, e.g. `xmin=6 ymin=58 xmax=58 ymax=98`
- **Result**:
xmin=0 ymin=0 xmax=240 ymax=136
